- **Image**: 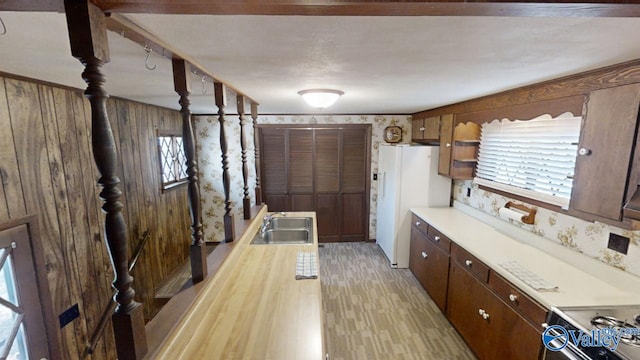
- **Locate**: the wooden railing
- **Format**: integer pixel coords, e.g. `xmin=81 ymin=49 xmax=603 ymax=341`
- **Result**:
xmin=85 ymin=229 xmax=151 ymax=356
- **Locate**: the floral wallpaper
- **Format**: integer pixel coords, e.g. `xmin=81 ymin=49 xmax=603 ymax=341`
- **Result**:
xmin=194 ymin=114 xmax=412 ymax=242
xmin=194 ymin=114 xmax=257 ymax=242
xmin=454 ymin=180 xmax=640 ymax=278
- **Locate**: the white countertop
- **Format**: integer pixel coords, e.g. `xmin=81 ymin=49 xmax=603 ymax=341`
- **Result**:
xmin=411 ymin=204 xmax=640 ymax=309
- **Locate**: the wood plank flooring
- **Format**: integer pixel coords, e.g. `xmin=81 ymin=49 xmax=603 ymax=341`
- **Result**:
xmin=319 ymin=242 xmax=475 ymax=360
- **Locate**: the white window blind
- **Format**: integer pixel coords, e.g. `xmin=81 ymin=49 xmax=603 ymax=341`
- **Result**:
xmin=474 ymin=113 xmax=582 ymax=208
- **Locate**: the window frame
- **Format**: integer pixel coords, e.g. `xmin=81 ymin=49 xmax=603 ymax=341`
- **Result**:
xmin=0 ymin=216 xmax=60 ymax=359
xmin=157 ymin=129 xmax=189 ymax=192
xmin=473 ymin=113 xmax=583 ymax=210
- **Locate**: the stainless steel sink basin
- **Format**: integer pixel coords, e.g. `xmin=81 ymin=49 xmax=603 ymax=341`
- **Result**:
xmin=251 ymin=229 xmax=312 ymax=245
xmin=270 ymin=217 xmax=313 ymax=230
xmin=251 ymin=215 xmax=314 ymax=245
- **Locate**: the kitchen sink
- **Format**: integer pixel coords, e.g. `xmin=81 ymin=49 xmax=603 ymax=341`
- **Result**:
xmin=251 ymin=228 xmax=312 ymax=245
xmin=270 ymin=217 xmax=313 ymax=230
xmin=251 ymin=215 xmax=314 ymax=245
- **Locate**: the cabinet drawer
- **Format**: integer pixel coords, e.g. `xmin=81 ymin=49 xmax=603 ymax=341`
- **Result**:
xmin=411 ymin=214 xmax=429 ymax=235
xmin=451 ymin=244 xmax=489 ymax=283
xmin=488 ymin=271 xmax=547 ymax=330
xmin=427 ymin=226 xmax=451 ymax=254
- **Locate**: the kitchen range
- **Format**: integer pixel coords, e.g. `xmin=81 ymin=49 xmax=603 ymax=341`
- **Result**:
xmin=545 ymin=305 xmax=640 ymax=360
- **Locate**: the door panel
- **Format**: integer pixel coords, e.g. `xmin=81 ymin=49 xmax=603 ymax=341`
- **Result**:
xmin=315 ymin=129 xmax=340 ymax=193
xmin=261 ymin=128 xmax=287 ymax=194
xmin=264 ymin=194 xmax=288 ymax=212
xmin=341 ymin=193 xmax=365 ymax=237
xmin=290 ymin=194 xmax=314 ymax=211
xmin=288 ymin=129 xmax=313 ymax=194
xmin=316 ymin=194 xmax=339 ymax=242
xmin=342 ymin=128 xmax=367 ymax=193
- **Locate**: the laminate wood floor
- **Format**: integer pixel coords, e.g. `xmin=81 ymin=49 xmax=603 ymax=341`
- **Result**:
xmin=319 ymin=242 xmax=476 ymax=360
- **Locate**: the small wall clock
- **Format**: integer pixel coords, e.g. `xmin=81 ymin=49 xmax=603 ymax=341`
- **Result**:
xmin=384 ymin=126 xmax=402 ymax=143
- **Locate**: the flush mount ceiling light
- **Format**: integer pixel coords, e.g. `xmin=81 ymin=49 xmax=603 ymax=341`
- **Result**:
xmin=297 ymin=89 xmax=344 ymax=109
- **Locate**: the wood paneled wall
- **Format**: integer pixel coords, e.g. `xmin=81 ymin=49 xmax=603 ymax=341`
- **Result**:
xmin=414 ymin=58 xmax=640 ymax=120
xmin=0 ymin=74 xmax=191 ymax=359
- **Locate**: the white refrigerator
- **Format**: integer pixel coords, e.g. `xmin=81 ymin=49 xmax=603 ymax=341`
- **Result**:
xmin=376 ymin=144 xmax=451 ymax=268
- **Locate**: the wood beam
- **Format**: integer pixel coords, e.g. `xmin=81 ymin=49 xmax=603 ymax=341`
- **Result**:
xmin=172 ymin=59 xmax=207 ymax=283
xmin=63 ymin=1 xmax=147 ymax=359
xmin=215 ymin=82 xmax=235 ymax=242
xmin=104 ymin=13 xmax=258 ymax=106
xmin=237 ymin=95 xmax=251 ymax=220
xmin=90 ymin=1 xmax=640 ymax=17
xmin=251 ymin=102 xmax=262 ymax=205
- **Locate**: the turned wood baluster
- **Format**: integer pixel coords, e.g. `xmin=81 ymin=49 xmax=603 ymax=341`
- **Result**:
xmin=215 ymin=82 xmax=235 ymax=242
xmin=238 ymin=96 xmax=251 ymax=219
xmin=172 ymin=59 xmax=207 ymax=283
xmin=64 ymin=1 xmax=146 ymax=359
xmin=251 ymin=102 xmax=263 ymax=204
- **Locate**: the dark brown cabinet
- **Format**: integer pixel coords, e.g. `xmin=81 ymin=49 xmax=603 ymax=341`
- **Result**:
xmin=570 ymin=83 xmax=640 ymax=222
xmin=447 ymin=260 xmax=541 ymax=360
xmin=412 ymin=116 xmax=440 ymax=143
xmin=258 ymin=125 xmax=371 ymax=242
xmin=409 ymin=215 xmax=450 ymax=312
xmin=408 ymin=214 xmax=545 ymax=360
xmin=447 ymin=255 xmax=542 ymax=360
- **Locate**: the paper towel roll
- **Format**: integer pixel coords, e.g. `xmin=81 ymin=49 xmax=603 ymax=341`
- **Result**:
xmin=499 ymin=207 xmax=525 ymax=223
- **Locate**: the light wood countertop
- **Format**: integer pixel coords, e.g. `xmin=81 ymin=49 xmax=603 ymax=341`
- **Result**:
xmin=152 ymin=209 xmax=324 ymax=359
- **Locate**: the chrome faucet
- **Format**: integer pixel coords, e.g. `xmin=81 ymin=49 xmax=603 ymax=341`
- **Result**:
xmin=260 ymin=212 xmax=286 ymax=235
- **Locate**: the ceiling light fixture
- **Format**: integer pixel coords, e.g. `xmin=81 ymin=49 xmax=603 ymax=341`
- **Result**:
xmin=297 ymin=89 xmax=344 ymax=109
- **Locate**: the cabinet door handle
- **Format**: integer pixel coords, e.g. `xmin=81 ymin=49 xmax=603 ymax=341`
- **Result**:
xmin=509 ymin=294 xmax=518 ymax=302
xmin=465 ymin=259 xmax=473 ymax=267
xmin=578 ymin=148 xmax=591 ymax=156
xmin=421 ymin=251 xmax=428 ymax=259
xmin=419 ymin=127 xmax=425 ymax=131
xmin=478 ymin=308 xmax=490 ymax=320
xmin=446 ymin=142 xmax=451 ymax=148
xmin=434 ymin=236 xmax=440 ymax=242
xmin=415 ymin=221 xmax=420 ymax=226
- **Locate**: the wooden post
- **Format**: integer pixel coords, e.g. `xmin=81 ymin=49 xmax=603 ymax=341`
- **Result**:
xmin=251 ymin=102 xmax=262 ymax=204
xmin=215 ymin=82 xmax=235 ymax=242
xmin=63 ymin=1 xmax=147 ymax=359
xmin=172 ymin=59 xmax=207 ymax=283
xmin=238 ymin=96 xmax=251 ymax=219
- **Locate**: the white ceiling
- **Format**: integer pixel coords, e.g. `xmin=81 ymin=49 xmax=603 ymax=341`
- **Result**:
xmin=2 ymin=12 xmax=640 ymax=114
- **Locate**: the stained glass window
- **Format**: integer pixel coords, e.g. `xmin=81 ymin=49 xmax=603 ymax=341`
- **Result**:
xmin=158 ymin=133 xmax=188 ymax=190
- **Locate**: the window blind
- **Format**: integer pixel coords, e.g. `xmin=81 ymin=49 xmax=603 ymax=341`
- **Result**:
xmin=474 ymin=113 xmax=582 ymax=208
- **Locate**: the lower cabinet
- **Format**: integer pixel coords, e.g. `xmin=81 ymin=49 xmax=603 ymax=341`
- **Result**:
xmin=409 ymin=214 xmax=544 ymax=360
xmin=409 ymin=223 xmax=449 ymax=312
xmin=447 ymin=261 xmax=542 ymax=360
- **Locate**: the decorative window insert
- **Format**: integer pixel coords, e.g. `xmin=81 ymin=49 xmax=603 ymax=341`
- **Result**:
xmin=158 ymin=131 xmax=188 ymax=190
xmin=474 ymin=113 xmax=582 ymax=209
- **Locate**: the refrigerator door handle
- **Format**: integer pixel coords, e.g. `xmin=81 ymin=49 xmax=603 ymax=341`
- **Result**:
xmin=381 ymin=172 xmax=386 ymax=199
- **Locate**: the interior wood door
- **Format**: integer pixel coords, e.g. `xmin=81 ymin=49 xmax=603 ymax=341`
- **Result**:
xmin=259 ymin=125 xmax=370 ymax=242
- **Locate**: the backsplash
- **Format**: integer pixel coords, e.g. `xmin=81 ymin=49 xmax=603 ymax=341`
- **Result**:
xmin=453 ymin=179 xmax=640 ymax=278
xmin=194 ymin=114 xmax=412 ymax=242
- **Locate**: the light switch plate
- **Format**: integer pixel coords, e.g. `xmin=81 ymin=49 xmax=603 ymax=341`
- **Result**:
xmin=608 ymin=233 xmax=630 ymax=255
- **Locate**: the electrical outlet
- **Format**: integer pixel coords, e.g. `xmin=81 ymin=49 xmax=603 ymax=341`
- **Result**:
xmin=466 ymin=187 xmax=471 ymax=197
xmin=373 ymin=173 xmax=377 ymax=181
xmin=59 ymin=303 xmax=80 ymax=329
xmin=608 ymin=233 xmax=630 ymax=255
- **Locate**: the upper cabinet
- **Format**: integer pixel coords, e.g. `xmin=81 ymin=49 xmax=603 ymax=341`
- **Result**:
xmin=569 ymin=83 xmax=640 ymax=223
xmin=437 ymin=115 xmax=480 ymax=180
xmin=412 ymin=116 xmax=440 ymax=143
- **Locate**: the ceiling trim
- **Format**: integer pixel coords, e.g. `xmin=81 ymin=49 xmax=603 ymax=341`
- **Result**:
xmin=3 ymin=1 xmax=640 ymax=17
xmin=94 ymin=1 xmax=640 ymax=17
